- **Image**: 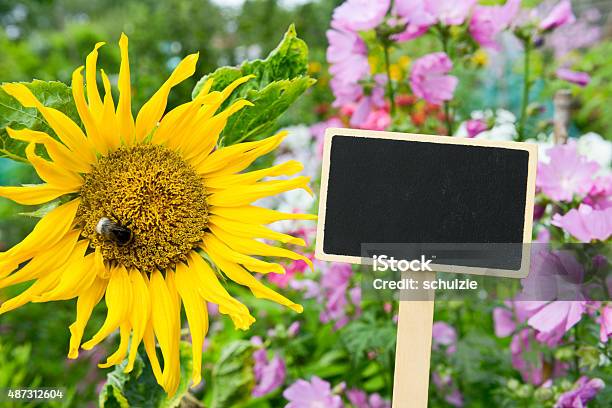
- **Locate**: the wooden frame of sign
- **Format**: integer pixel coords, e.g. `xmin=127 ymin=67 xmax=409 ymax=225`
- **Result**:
xmin=314 ymin=128 xmax=537 ymax=408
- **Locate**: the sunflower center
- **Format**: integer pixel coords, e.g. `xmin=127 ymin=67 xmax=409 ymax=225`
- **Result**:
xmin=77 ymin=144 xmax=209 ymax=271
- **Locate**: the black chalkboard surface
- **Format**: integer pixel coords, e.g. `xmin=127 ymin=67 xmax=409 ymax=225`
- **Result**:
xmin=315 ymin=129 xmax=538 ymax=277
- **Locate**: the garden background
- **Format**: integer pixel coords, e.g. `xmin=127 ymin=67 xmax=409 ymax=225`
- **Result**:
xmin=0 ymin=0 xmax=611 ymax=407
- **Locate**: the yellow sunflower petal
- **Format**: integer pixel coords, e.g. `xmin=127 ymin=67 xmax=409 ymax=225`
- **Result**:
xmin=117 ymin=33 xmax=135 ymax=144
xmin=175 ymin=261 xmax=208 ymax=386
xmin=143 ymin=316 xmax=163 ymax=385
xmin=0 ymin=199 xmax=79 ymax=276
xmin=181 ymin=99 xmax=253 ymax=166
xmin=202 ymin=233 xmax=284 ymax=274
xmin=68 ymin=276 xmax=107 ymax=359
xmin=1 ymin=83 xmax=96 ymax=164
xmin=134 ymin=53 xmax=199 ymax=143
xmin=208 ymin=251 xmax=303 ymax=313
xmin=210 ymin=226 xmax=313 ymax=270
xmin=82 ymin=264 xmax=132 ymax=350
xmin=0 ymin=270 xmax=62 ymax=315
xmin=98 ymin=322 xmax=131 ymax=368
xmin=33 ymin=241 xmax=94 ymax=302
xmin=206 ymin=160 xmax=303 ymax=190
xmin=99 ymin=69 xmax=121 ymax=150
xmin=149 ymin=270 xmax=181 ymax=394
xmin=0 ymin=230 xmax=79 ymax=289
xmin=25 ymin=143 xmax=83 ymax=190
xmin=163 ymin=270 xmax=182 ymax=396
xmin=186 ymin=251 xmax=255 ymax=330
xmin=124 ymin=269 xmax=151 ymax=373
xmin=208 ymin=176 xmax=312 ymax=207
xmin=71 ymin=66 xmax=107 ymax=155
xmin=6 ymin=128 xmax=90 ymax=173
xmin=85 ymin=42 xmax=105 ymax=117
xmin=210 ymin=205 xmax=317 ymax=224
xmin=195 ymin=131 xmax=287 ymax=176
xmin=209 ymin=215 xmax=304 ymax=246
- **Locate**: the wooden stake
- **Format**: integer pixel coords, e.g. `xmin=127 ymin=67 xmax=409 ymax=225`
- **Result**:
xmin=392 ymin=271 xmax=436 ymax=408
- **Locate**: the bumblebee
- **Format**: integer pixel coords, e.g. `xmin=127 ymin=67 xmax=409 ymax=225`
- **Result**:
xmin=95 ymin=217 xmax=134 ymax=246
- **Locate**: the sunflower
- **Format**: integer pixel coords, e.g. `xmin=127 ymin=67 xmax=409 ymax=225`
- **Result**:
xmin=0 ymin=34 xmax=315 ymax=395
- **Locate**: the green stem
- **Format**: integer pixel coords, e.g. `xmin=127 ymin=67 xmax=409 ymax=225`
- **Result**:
xmin=439 ymin=27 xmax=454 ymax=135
xmin=382 ymin=42 xmax=396 ymax=116
xmin=0 ymin=149 xmax=29 ymax=164
xmin=517 ymin=38 xmax=532 ymax=142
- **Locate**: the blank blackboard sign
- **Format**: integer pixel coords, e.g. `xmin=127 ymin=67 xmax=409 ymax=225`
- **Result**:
xmin=315 ymin=128 xmax=537 ymax=278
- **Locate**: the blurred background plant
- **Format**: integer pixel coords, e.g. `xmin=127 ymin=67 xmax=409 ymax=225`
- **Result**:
xmin=0 ymin=0 xmax=611 ymax=407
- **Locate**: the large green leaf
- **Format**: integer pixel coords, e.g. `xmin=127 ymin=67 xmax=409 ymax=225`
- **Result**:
xmin=0 ymin=80 xmax=80 ymax=162
xmin=192 ymin=24 xmax=314 ymax=146
xmin=209 ymin=340 xmax=255 ymax=408
xmin=99 ymin=342 xmax=194 ymax=408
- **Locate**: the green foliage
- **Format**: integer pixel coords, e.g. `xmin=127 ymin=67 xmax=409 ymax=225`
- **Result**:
xmin=192 ymin=25 xmax=315 ymax=145
xmin=100 ymin=342 xmax=193 ymax=408
xmin=209 ymin=340 xmax=255 ymax=408
xmin=0 ymin=80 xmax=80 ymax=162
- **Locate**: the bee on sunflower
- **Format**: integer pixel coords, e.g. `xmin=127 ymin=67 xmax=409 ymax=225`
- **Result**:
xmin=0 ymin=34 xmax=315 ymax=395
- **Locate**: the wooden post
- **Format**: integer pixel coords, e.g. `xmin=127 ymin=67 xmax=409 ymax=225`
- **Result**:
xmin=392 ymin=270 xmax=436 ymax=408
xmin=553 ymin=89 xmax=572 ymax=145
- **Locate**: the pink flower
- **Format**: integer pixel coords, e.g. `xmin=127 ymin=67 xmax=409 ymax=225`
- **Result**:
xmin=327 ymin=29 xmax=370 ymax=86
xmin=252 ymin=349 xmax=286 ymax=397
xmin=584 ymin=175 xmax=612 ymax=209
xmin=287 ymin=321 xmax=301 ymax=338
xmin=346 ymin=388 xmax=391 ymax=408
xmin=540 ymin=0 xmax=575 ymax=31
xmin=283 ymin=376 xmax=343 ymax=408
xmin=392 ymin=0 xmax=435 ymax=41
xmin=552 ymin=204 xmax=612 ymax=242
xmin=527 ymin=301 xmax=587 ymax=346
xmin=465 ymin=119 xmax=488 ymax=137
xmin=359 ymin=107 xmax=391 ymax=131
xmin=427 ymin=0 xmax=476 ymax=26
xmin=332 ymin=0 xmax=390 ymax=32
xmin=493 ymin=306 xmax=516 ymax=337
xmin=511 ymin=328 xmax=567 ymax=385
xmin=409 ymin=52 xmax=458 ymax=105
xmin=432 ymin=372 xmax=464 ymax=407
xmin=310 ymin=117 xmax=344 ymax=158
xmin=268 ymin=256 xmax=312 ymax=288
xmin=350 ymin=75 xmax=388 ymax=127
xmin=554 ymin=376 xmax=605 ymax=408
xmin=432 ymin=321 xmax=457 ymax=354
xmin=556 ymin=68 xmax=591 ymax=86
xmin=599 ymin=305 xmax=612 ymax=342
xmin=469 ymin=0 xmax=521 ymax=49
xmin=536 ymin=141 xmax=599 ymax=202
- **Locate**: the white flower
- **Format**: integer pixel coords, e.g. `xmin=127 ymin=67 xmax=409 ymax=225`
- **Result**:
xmin=577 ymin=132 xmax=611 ymax=172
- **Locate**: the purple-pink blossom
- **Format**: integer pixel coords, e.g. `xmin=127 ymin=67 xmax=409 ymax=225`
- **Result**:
xmin=283 ymin=376 xmax=343 ymax=408
xmin=350 ymin=75 xmax=388 ymax=127
xmin=554 ymin=376 xmax=605 ymax=408
xmin=332 ymin=0 xmax=390 ymax=32
xmin=536 ymin=141 xmax=599 ymax=202
xmin=540 ymin=0 xmax=575 ymax=31
xmin=410 ymin=52 xmax=458 ymax=105
xmin=392 ymin=0 xmax=435 ymax=41
xmin=469 ymin=0 xmax=521 ymax=49
xmin=427 ymin=0 xmax=476 ymax=26
xmin=599 ymin=305 xmax=612 ymax=342
xmin=327 ymin=29 xmax=370 ymax=87
xmin=584 ymin=175 xmax=612 ymax=209
xmin=252 ymin=348 xmax=287 ymax=397
xmin=510 ymin=328 xmax=567 ymax=385
xmin=432 ymin=372 xmax=464 ymax=407
xmin=552 ymin=204 xmax=612 ymax=242
xmin=346 ymin=388 xmax=391 ymax=408
xmin=556 ymin=68 xmax=591 ymax=86
xmin=432 ymin=321 xmax=457 ymax=354
xmin=527 ymin=301 xmax=587 ymax=346
xmin=465 ymin=119 xmax=488 ymax=137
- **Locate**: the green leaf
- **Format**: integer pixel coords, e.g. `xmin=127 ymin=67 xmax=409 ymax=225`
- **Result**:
xmin=0 ymin=80 xmax=80 ymax=162
xmin=192 ymin=24 xmax=314 ymax=145
xmin=99 ymin=342 xmax=194 ymax=408
xmin=209 ymin=340 xmax=255 ymax=408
